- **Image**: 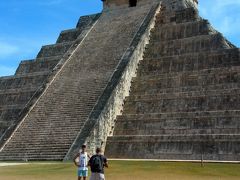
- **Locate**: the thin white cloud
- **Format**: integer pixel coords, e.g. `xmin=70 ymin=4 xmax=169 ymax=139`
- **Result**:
xmin=37 ymin=0 xmax=65 ymax=6
xmin=0 ymin=42 xmax=19 ymax=58
xmin=217 ymin=17 xmax=240 ymax=35
xmin=199 ymin=0 xmax=240 ymax=40
xmin=0 ymin=65 xmax=16 ymax=77
xmin=214 ymin=0 xmax=240 ymax=8
xmin=0 ymin=34 xmax=56 ymax=60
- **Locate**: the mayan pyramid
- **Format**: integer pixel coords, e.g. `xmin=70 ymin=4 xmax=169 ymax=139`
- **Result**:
xmin=0 ymin=0 xmax=239 ymax=161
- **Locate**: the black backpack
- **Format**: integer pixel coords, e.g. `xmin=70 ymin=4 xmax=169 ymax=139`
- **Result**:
xmin=91 ymin=155 xmax=103 ymax=172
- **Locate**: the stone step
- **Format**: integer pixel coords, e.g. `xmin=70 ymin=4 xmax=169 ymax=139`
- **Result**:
xmin=0 ymin=153 xmax=66 ymax=159
xmin=56 ymin=13 xmax=101 ymax=43
xmin=0 ymin=87 xmax=38 ymax=95
xmin=114 ymin=128 xmax=240 ymax=136
xmin=0 ymin=155 xmax=65 ymax=160
xmin=115 ymin=112 xmax=240 ymax=134
xmin=35 ymin=97 xmax=99 ymax=104
xmin=118 ymin=110 xmax=240 ymax=120
xmin=29 ymin=104 xmax=94 ymax=110
xmin=0 ymin=122 xmax=12 ymax=136
xmin=37 ymin=41 xmax=73 ymax=58
xmin=114 ymin=114 xmax=240 ymax=135
xmin=123 ymin=89 xmax=240 ymax=114
xmin=132 ymin=67 xmax=240 ymax=92
xmin=0 ymin=104 xmax=25 ymax=110
xmin=14 ymin=126 xmax=82 ymax=133
xmin=10 ymin=138 xmax=78 ymax=144
xmin=152 ymin=19 xmax=213 ymax=41
xmin=1 ymin=145 xmax=69 ymax=151
xmin=57 ymin=28 xmax=83 ymax=43
xmin=4 ymin=138 xmax=73 ymax=144
xmin=35 ymin=55 xmax=63 ymax=62
xmin=0 ymin=108 xmax=22 ymax=121
xmin=4 ymin=142 xmax=72 ymax=148
xmin=0 ymin=71 xmax=49 ymax=90
xmin=18 ymin=124 xmax=86 ymax=131
xmin=19 ymin=119 xmax=85 ymax=125
xmin=0 ymin=145 xmax=70 ymax=151
xmin=10 ymin=136 xmax=78 ymax=143
xmin=0 ymin=152 xmax=65 ymax=159
xmin=173 ymin=7 xmax=199 ymax=24
xmin=144 ymin=33 xmax=234 ymax=58
xmin=131 ymin=83 xmax=240 ymax=95
xmin=0 ymin=106 xmax=22 ymax=116
xmin=20 ymin=119 xmax=82 ymax=124
xmin=23 ymin=111 xmax=92 ymax=121
xmin=76 ymin=13 xmax=101 ymax=28
xmin=0 ymin=154 xmax=66 ymax=160
xmin=15 ymin=129 xmax=83 ymax=137
xmin=156 ymin=7 xmax=199 ymax=25
xmin=15 ymin=59 xmax=35 ymax=75
xmin=137 ymin=63 xmax=240 ymax=79
xmin=15 ymin=58 xmax=60 ymax=74
xmin=19 ymin=121 xmax=85 ymax=127
xmin=15 ymin=130 xmax=82 ymax=137
xmin=0 ymin=145 xmax=69 ymax=151
xmin=14 ymin=128 xmax=83 ymax=135
xmin=0 ymin=157 xmax=64 ymax=161
xmin=18 ymin=125 xmax=86 ymax=132
xmin=105 ymin=134 xmax=240 ymax=161
xmin=20 ymin=114 xmax=89 ymax=121
xmin=108 ymin=134 xmax=240 ymax=146
xmin=8 ymin=138 xmax=76 ymax=145
xmin=139 ymin=49 xmax=240 ymax=75
xmin=128 ymin=88 xmax=240 ymax=101
xmin=0 ymin=90 xmax=35 ymax=105
xmin=0 ymin=120 xmax=11 ymax=126
xmin=9 ymin=128 xmax=77 ymax=135
xmin=0 ymin=154 xmax=67 ymax=160
xmin=0 ymin=148 xmax=70 ymax=155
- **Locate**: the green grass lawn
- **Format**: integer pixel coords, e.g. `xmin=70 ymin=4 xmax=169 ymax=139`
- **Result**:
xmin=0 ymin=161 xmax=240 ymax=180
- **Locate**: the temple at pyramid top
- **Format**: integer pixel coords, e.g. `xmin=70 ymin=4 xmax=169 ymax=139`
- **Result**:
xmin=102 ymin=0 xmax=198 ymax=10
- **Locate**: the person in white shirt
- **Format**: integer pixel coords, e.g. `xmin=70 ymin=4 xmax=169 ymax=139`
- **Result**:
xmin=74 ymin=145 xmax=91 ymax=180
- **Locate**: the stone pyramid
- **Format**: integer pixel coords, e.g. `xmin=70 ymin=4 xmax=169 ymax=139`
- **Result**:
xmin=0 ymin=0 xmax=239 ymax=161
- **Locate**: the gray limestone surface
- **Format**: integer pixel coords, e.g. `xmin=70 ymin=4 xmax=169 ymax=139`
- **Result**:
xmin=0 ymin=14 xmax=100 ymax=151
xmin=105 ymin=0 xmax=240 ymax=161
xmin=0 ymin=0 xmax=239 ymax=161
xmin=0 ymin=1 xmax=157 ymax=161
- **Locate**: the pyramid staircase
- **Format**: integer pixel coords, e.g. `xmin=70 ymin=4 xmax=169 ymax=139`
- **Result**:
xmin=105 ymin=5 xmax=240 ymax=161
xmin=0 ymin=2 xmax=157 ymax=161
xmin=0 ymin=14 xmax=101 ymax=158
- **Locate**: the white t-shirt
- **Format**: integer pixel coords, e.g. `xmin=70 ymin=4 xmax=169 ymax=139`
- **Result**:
xmin=79 ymin=152 xmax=88 ymax=171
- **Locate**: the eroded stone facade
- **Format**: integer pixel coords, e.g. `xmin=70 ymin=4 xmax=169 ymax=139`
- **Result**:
xmin=105 ymin=0 xmax=240 ymax=161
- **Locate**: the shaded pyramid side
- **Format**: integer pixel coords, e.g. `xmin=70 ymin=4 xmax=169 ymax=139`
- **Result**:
xmin=105 ymin=2 xmax=240 ymax=161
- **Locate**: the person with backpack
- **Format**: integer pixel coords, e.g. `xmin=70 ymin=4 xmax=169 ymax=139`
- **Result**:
xmin=74 ymin=145 xmax=91 ymax=180
xmin=88 ymin=147 xmax=108 ymax=180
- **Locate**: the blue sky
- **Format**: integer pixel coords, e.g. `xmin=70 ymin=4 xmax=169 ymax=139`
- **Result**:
xmin=0 ymin=0 xmax=239 ymax=76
